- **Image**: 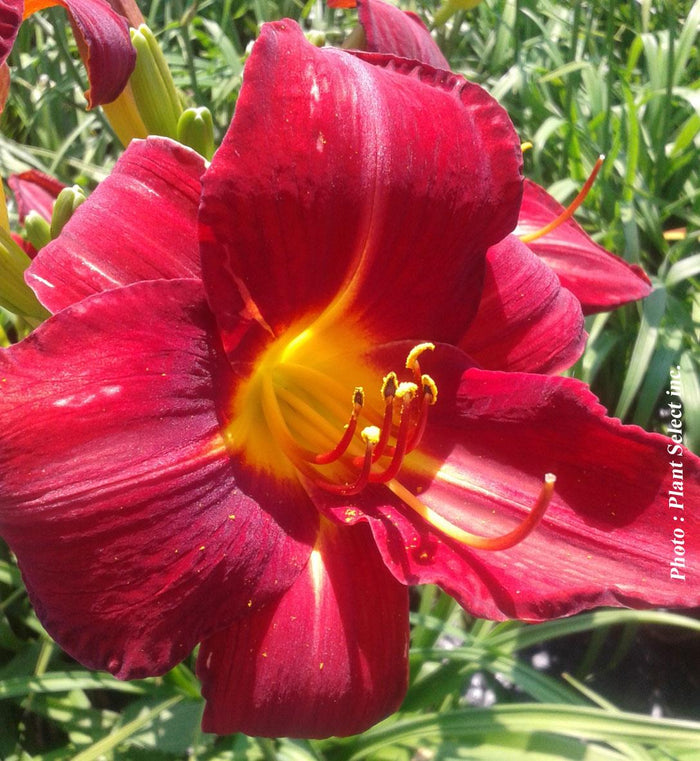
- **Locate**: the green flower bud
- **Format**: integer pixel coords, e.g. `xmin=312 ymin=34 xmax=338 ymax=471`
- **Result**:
xmin=50 ymin=185 xmax=87 ymax=240
xmin=177 ymin=107 xmax=215 ymax=160
xmin=434 ymin=0 xmax=483 ymax=26
xmin=24 ymin=210 xmax=52 ymax=251
xmin=130 ymin=24 xmax=183 ymax=138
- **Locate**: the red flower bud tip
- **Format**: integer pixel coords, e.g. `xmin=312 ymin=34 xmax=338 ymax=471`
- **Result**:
xmin=519 ymin=155 xmax=605 ymax=243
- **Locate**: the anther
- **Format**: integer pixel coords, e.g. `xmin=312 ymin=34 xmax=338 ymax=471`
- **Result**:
xmin=519 ymin=156 xmax=605 ymax=244
xmin=406 ymin=342 xmax=435 ymax=385
xmin=382 ymin=372 xmax=398 ymax=399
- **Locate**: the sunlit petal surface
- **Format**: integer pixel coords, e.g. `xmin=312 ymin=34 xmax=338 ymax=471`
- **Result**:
xmin=0 ymin=279 xmax=317 ymax=678
xmin=198 ymin=520 xmax=408 ymax=738
xmin=200 ymin=21 xmax=522 ymax=355
xmin=27 ymin=138 xmax=205 ymax=312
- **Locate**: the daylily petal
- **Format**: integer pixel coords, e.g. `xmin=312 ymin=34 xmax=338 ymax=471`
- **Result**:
xmin=199 ymin=20 xmax=522 ymax=354
xmin=342 ymin=0 xmax=450 ymax=70
xmin=0 ymin=0 xmax=22 ymax=68
xmin=459 ymin=235 xmax=586 ymax=373
xmin=7 ymin=169 xmax=65 ymax=223
xmin=11 ymin=231 xmax=36 ymax=257
xmin=104 ymin=0 xmax=143 ymax=28
xmin=24 ymin=0 xmax=136 ymax=108
xmin=27 ymin=137 xmax=204 ymax=313
xmin=0 ymin=279 xmax=317 ymax=678
xmin=516 ymin=179 xmax=652 ymax=313
xmin=197 ymin=519 xmax=409 ymax=738
xmin=314 ymin=345 xmax=699 ymax=621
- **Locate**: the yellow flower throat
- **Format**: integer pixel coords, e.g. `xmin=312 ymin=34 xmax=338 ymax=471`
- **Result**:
xmin=224 ymin=321 xmax=554 ymax=552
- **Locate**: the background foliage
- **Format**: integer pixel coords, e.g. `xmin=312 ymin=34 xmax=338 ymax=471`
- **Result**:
xmin=0 ymin=0 xmax=699 ymax=758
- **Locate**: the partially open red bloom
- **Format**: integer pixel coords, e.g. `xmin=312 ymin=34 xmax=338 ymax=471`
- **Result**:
xmin=0 ymin=0 xmax=135 ymax=110
xmin=1 ymin=21 xmax=698 ymax=740
xmin=8 ymin=168 xmax=65 ymax=223
xmin=334 ymin=0 xmax=653 ymax=316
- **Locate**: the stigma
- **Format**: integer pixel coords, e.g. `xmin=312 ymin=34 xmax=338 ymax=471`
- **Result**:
xmin=519 ymin=155 xmax=604 ymax=243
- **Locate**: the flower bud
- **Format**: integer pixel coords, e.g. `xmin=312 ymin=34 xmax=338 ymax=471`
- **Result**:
xmin=129 ymin=24 xmax=183 ymax=138
xmin=177 ymin=107 xmax=215 ymax=160
xmin=50 ymin=185 xmax=86 ymax=240
xmin=24 ymin=210 xmax=52 ymax=251
xmin=434 ymin=0 xmax=483 ymax=26
xmin=102 ymin=84 xmax=149 ymax=147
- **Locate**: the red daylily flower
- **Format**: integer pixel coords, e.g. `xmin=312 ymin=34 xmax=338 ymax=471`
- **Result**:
xmin=332 ymin=0 xmax=652 ymax=316
xmin=0 ymin=0 xmax=135 ymax=111
xmin=1 ymin=21 xmax=698 ymax=740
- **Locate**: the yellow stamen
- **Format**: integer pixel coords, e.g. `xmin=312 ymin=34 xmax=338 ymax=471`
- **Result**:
xmin=519 ymin=156 xmax=605 ymax=244
xmin=388 ymin=474 xmax=556 ymax=551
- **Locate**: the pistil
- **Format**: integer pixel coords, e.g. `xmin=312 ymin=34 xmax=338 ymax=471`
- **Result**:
xmin=388 ymin=474 xmax=556 ymax=551
xmin=519 ymin=156 xmax=604 ymax=243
